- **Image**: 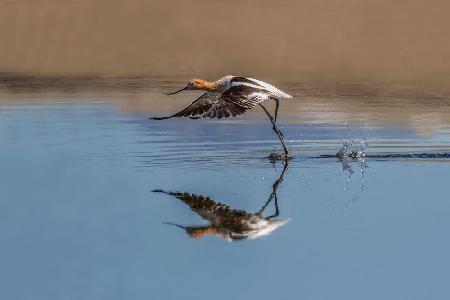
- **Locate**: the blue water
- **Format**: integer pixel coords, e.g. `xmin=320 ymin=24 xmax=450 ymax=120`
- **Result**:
xmin=1 ymin=91 xmax=450 ymax=299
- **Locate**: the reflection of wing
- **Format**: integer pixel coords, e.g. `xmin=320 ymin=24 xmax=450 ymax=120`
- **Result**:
xmin=150 ymin=92 xmax=219 ymax=120
xmin=152 ymin=189 xmax=250 ymax=223
xmin=202 ymin=85 xmax=272 ymax=119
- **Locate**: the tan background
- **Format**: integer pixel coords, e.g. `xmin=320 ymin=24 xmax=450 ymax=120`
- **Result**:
xmin=0 ymin=0 xmax=450 ymax=82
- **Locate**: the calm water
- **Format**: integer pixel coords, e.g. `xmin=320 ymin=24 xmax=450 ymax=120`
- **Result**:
xmin=1 ymin=78 xmax=450 ymax=299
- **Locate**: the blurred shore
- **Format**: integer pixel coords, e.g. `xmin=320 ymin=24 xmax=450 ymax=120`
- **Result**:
xmin=1 ymin=73 xmax=449 ymax=136
xmin=1 ymin=0 xmax=450 ymax=83
xmin=1 ymin=0 xmax=450 ymax=135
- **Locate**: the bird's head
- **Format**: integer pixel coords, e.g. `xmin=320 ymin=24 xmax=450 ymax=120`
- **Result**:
xmin=188 ymin=78 xmax=208 ymax=90
xmin=165 ymin=78 xmax=215 ymax=95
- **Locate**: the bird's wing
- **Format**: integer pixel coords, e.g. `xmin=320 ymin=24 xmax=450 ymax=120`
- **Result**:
xmin=202 ymin=85 xmax=271 ymax=119
xmin=152 ymin=189 xmax=252 ymax=225
xmin=150 ymin=92 xmax=219 ymax=120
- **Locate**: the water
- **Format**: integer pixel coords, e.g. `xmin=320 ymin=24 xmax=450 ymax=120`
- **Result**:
xmin=1 ymin=78 xmax=450 ymax=299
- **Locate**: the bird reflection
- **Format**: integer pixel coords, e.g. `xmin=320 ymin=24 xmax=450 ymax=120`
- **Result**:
xmin=153 ymin=162 xmax=289 ymax=241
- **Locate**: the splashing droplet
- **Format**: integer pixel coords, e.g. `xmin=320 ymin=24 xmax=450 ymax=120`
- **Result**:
xmin=337 ymin=138 xmax=367 ymax=159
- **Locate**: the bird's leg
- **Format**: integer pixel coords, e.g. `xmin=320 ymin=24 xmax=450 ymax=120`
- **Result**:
xmin=274 ymin=98 xmax=280 ymax=123
xmin=273 ymin=99 xmax=283 ymax=138
xmin=257 ymin=193 xmax=274 ymax=215
xmin=266 ymin=194 xmax=280 ymax=220
xmin=259 ymin=103 xmax=289 ymax=159
xmin=259 ymin=160 xmax=288 ymax=218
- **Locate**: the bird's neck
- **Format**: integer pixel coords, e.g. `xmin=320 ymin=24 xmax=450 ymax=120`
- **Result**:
xmin=199 ymin=80 xmax=220 ymax=92
xmin=187 ymin=226 xmax=218 ymax=238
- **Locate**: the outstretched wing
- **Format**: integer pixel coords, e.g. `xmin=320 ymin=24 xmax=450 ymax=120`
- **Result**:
xmin=150 ymin=92 xmax=219 ymax=120
xmin=202 ymin=85 xmax=272 ymax=119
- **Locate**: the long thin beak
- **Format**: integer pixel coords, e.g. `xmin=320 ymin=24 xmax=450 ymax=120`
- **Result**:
xmin=165 ymin=86 xmax=188 ymax=95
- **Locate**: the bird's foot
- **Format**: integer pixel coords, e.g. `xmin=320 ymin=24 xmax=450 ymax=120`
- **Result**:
xmin=268 ymin=151 xmax=290 ymax=162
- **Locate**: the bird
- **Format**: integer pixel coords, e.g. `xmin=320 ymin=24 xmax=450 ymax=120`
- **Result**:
xmin=153 ymin=190 xmax=288 ymax=241
xmin=150 ymin=75 xmax=293 ymax=159
xmin=152 ymin=161 xmax=289 ymax=241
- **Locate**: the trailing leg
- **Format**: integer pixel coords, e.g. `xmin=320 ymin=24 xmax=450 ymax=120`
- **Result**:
xmin=273 ymin=98 xmax=283 ymax=138
xmin=274 ymin=98 xmax=280 ymax=123
xmin=259 ymin=103 xmax=289 ymax=159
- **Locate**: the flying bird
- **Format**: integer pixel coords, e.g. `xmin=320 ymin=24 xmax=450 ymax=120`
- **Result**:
xmin=151 ymin=75 xmax=293 ymax=158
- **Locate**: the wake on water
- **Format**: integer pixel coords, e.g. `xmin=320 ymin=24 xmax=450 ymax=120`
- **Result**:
xmin=320 ymin=138 xmax=450 ymax=160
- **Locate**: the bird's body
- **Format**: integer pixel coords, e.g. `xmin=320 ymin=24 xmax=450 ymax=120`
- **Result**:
xmin=151 ymin=75 xmax=293 ymax=159
xmin=213 ymin=75 xmax=293 ymax=99
xmin=152 ymin=75 xmax=292 ymax=119
xmin=153 ymin=189 xmax=288 ymax=241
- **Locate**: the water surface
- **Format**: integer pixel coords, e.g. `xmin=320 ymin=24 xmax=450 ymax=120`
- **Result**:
xmin=1 ymin=78 xmax=450 ymax=299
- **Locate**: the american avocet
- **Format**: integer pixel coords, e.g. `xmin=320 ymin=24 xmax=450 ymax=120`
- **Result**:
xmin=151 ymin=75 xmax=293 ymax=159
xmin=152 ymin=161 xmax=289 ymax=241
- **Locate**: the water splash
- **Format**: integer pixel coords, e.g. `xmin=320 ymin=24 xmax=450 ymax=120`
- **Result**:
xmin=336 ymin=137 xmax=367 ymax=159
xmin=336 ymin=138 xmax=368 ymax=192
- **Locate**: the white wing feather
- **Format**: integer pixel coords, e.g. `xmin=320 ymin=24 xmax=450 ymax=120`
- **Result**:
xmin=247 ymin=78 xmax=293 ymax=99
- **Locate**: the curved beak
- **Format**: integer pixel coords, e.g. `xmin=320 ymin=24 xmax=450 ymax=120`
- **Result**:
xmin=165 ymin=86 xmax=188 ymax=95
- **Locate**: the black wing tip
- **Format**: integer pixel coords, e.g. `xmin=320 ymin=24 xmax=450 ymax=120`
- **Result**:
xmin=152 ymin=189 xmax=167 ymax=193
xmin=149 ymin=116 xmax=171 ymax=120
xmin=150 ymin=115 xmax=202 ymax=120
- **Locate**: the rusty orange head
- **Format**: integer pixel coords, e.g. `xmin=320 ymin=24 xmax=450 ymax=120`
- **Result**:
xmin=165 ymin=78 xmax=216 ymax=95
